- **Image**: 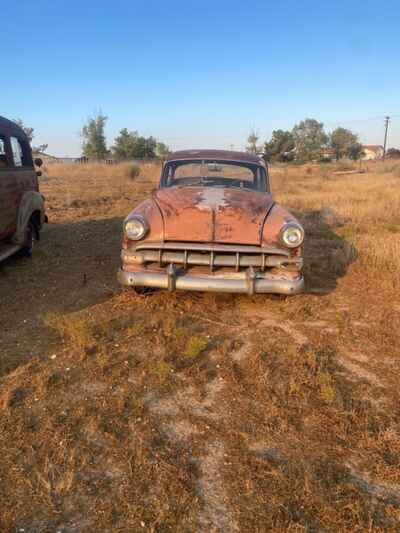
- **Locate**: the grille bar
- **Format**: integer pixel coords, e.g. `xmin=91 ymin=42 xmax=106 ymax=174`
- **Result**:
xmin=135 ymin=241 xmax=290 ymax=256
xmin=122 ymin=249 xmax=302 ymax=270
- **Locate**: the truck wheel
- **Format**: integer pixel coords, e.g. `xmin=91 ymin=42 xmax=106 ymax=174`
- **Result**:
xmin=20 ymin=222 xmax=35 ymax=258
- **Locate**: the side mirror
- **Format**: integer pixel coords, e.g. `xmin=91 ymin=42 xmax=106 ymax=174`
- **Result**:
xmin=34 ymin=157 xmax=43 ymax=167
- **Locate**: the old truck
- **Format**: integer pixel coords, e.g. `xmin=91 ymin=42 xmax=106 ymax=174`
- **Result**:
xmin=118 ymin=149 xmax=304 ymax=295
xmin=0 ymin=116 xmax=46 ymax=261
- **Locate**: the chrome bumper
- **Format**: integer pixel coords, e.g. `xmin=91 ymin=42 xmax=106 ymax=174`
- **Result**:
xmin=118 ymin=267 xmax=304 ymax=295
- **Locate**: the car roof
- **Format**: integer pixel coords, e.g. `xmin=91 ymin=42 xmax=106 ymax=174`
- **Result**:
xmin=166 ymin=149 xmax=265 ymax=164
xmin=0 ymin=116 xmax=30 ymax=143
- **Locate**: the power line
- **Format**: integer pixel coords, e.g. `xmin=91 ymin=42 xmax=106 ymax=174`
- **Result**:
xmin=324 ymin=115 xmax=389 ymax=128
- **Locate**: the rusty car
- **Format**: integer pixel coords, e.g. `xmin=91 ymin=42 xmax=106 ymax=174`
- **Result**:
xmin=0 ymin=116 xmax=46 ymax=262
xmin=118 ymin=149 xmax=304 ymax=295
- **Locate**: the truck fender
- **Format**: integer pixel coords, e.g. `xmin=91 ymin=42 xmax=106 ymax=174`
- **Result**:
xmin=13 ymin=191 xmax=45 ymax=245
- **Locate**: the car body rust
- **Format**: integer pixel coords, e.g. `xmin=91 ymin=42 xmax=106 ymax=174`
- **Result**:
xmin=118 ymin=149 xmax=304 ymax=294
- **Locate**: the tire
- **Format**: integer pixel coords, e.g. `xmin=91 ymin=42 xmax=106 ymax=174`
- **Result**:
xmin=20 ymin=222 xmax=35 ymax=258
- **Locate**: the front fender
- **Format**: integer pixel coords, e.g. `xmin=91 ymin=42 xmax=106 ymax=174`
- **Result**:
xmin=13 ymin=191 xmax=45 ymax=245
xmin=262 ymin=204 xmax=302 ymax=247
xmin=123 ymin=197 xmax=164 ymax=249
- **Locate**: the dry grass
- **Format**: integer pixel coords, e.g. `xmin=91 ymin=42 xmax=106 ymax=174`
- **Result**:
xmin=272 ymin=160 xmax=400 ymax=290
xmin=40 ymin=161 xmax=161 ymax=221
xmin=0 ymin=159 xmax=399 ymax=531
xmin=42 ymin=311 xmax=96 ymax=350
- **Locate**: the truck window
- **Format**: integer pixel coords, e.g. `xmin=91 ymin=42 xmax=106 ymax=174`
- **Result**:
xmin=10 ymin=137 xmax=25 ymax=167
xmin=0 ymin=136 xmax=9 ymax=168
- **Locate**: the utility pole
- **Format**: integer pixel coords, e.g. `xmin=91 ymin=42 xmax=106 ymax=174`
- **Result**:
xmin=383 ymin=116 xmax=390 ymax=160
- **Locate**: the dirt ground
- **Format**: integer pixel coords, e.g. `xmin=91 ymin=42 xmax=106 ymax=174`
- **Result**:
xmin=0 ymin=161 xmax=399 ymax=532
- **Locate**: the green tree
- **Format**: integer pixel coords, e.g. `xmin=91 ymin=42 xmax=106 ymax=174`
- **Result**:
xmin=330 ymin=127 xmax=359 ymax=160
xmin=292 ymin=118 xmax=328 ymax=162
xmin=348 ymin=143 xmax=364 ymax=161
xmin=156 ymin=141 xmax=170 ymax=158
xmin=81 ymin=112 xmax=108 ymax=159
xmin=112 ymin=128 xmax=139 ymax=159
xmin=133 ymin=136 xmax=157 ymax=159
xmin=247 ymin=130 xmax=259 ymax=154
xmin=112 ymin=130 xmax=158 ymax=159
xmin=264 ymin=130 xmax=295 ymax=162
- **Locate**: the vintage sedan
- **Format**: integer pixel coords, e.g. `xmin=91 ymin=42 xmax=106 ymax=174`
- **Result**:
xmin=118 ymin=150 xmax=304 ymax=295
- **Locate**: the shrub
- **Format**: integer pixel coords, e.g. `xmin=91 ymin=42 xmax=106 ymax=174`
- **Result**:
xmin=129 ymin=163 xmax=141 ymax=180
xmin=335 ymin=159 xmax=355 ymax=172
xmin=42 ymin=312 xmax=95 ymax=350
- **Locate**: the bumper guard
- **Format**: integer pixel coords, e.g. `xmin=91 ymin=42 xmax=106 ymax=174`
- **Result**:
xmin=118 ymin=266 xmax=304 ymax=295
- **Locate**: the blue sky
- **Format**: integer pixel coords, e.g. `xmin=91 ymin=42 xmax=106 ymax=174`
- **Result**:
xmin=2 ymin=0 xmax=399 ymax=156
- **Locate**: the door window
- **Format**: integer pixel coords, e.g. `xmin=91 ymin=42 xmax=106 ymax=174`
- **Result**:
xmin=0 ymin=136 xmax=9 ymax=168
xmin=10 ymin=137 xmax=24 ymax=166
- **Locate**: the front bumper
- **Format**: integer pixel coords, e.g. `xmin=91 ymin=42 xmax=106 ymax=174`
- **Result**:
xmin=118 ymin=266 xmax=304 ymax=295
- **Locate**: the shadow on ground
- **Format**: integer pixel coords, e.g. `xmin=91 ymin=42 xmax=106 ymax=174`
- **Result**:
xmin=294 ymin=208 xmax=358 ymax=294
xmin=0 ymin=216 xmax=124 ymax=377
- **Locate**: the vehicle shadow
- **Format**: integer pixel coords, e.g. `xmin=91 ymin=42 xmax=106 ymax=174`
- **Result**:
xmin=0 ymin=216 xmax=125 ymax=377
xmin=293 ymin=207 xmax=358 ymax=294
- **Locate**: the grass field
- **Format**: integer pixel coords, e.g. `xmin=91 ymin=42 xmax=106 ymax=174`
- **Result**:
xmin=0 ymin=159 xmax=399 ymax=531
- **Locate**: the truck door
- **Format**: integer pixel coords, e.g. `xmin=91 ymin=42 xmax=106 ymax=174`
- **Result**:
xmin=10 ymin=136 xmax=37 ymax=201
xmin=0 ymin=135 xmax=19 ymax=239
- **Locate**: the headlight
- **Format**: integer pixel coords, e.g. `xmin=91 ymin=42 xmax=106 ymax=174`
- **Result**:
xmin=279 ymin=223 xmax=304 ymax=248
xmin=124 ymin=216 xmax=148 ymax=240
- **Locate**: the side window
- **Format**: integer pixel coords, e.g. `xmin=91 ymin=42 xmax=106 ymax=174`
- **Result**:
xmin=0 ymin=136 xmax=9 ymax=168
xmin=11 ymin=137 xmax=24 ymax=167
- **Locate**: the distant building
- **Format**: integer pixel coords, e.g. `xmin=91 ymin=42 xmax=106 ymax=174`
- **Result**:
xmin=361 ymin=145 xmax=384 ymax=160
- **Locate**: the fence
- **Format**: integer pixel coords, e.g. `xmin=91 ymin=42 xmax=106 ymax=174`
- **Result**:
xmin=43 ymin=156 xmax=162 ymax=165
xmin=45 ymin=157 xmax=162 ymax=165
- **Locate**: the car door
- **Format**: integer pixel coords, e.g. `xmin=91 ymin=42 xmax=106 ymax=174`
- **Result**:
xmin=10 ymin=136 xmax=38 ymax=201
xmin=0 ymin=134 xmax=19 ymax=240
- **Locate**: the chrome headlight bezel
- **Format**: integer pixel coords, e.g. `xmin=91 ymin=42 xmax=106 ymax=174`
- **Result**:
xmin=279 ymin=222 xmax=304 ymax=248
xmin=124 ymin=215 xmax=148 ymax=241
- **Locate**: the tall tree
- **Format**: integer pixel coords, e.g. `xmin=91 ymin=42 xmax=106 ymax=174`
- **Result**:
xmin=156 ymin=142 xmax=170 ymax=158
xmin=112 ymin=130 xmax=158 ymax=159
xmin=112 ymin=128 xmax=139 ymax=159
xmin=330 ymin=127 xmax=359 ymax=160
xmin=133 ymin=136 xmax=157 ymax=158
xmin=81 ymin=112 xmax=108 ymax=159
xmin=292 ymin=118 xmax=328 ymax=161
xmin=247 ymin=130 xmax=259 ymax=154
xmin=348 ymin=143 xmax=364 ymax=161
xmin=264 ymin=130 xmax=295 ymax=162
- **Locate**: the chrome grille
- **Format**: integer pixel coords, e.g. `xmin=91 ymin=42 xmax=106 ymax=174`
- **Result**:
xmin=123 ymin=242 xmax=301 ymax=272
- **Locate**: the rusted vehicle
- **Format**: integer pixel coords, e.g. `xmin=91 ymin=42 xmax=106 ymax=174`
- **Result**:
xmin=0 ymin=117 xmax=46 ymax=261
xmin=118 ymin=150 xmax=304 ymax=295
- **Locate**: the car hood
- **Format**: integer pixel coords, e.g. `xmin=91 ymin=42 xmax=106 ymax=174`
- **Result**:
xmin=152 ymin=186 xmax=274 ymax=244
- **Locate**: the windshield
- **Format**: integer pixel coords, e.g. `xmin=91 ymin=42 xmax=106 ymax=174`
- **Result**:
xmin=161 ymin=159 xmax=267 ymax=191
